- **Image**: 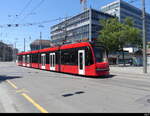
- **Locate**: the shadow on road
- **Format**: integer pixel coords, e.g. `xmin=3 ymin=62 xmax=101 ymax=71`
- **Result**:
xmin=85 ymin=74 xmax=116 ymax=80
xmin=54 ymin=71 xmax=116 ymax=80
xmin=0 ymin=75 xmax=22 ymax=83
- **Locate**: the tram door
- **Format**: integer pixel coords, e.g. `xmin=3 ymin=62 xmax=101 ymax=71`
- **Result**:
xmin=41 ymin=54 xmax=46 ymax=69
xmin=78 ymin=50 xmax=85 ymax=75
xmin=16 ymin=56 xmax=19 ymax=64
xmin=23 ymin=55 xmax=26 ymax=66
xmin=27 ymin=55 xmax=30 ymax=67
xmin=50 ymin=53 xmax=56 ymax=71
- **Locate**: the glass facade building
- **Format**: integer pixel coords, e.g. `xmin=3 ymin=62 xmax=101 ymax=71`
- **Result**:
xmin=100 ymin=0 xmax=150 ymax=42
xmin=51 ymin=8 xmax=114 ymax=45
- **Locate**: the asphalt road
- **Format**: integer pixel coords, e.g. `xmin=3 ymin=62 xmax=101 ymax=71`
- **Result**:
xmin=0 ymin=62 xmax=150 ymax=113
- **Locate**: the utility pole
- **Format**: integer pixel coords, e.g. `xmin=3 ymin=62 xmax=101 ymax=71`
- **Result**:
xmin=24 ymin=38 xmax=26 ymax=52
xmin=142 ymin=0 xmax=147 ymax=73
xmin=13 ymin=42 xmax=16 ymax=62
xmin=40 ymin=32 xmax=42 ymax=49
xmin=89 ymin=8 xmax=92 ymax=42
xmin=14 ymin=38 xmax=18 ymax=62
xmin=3 ymin=44 xmax=5 ymax=62
xmin=29 ymin=36 xmax=31 ymax=51
xmin=80 ymin=0 xmax=88 ymax=11
xmin=64 ymin=17 xmax=68 ymax=45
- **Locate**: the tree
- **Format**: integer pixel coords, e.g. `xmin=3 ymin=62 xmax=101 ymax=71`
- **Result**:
xmin=122 ymin=17 xmax=142 ymax=48
xmin=97 ymin=18 xmax=122 ymax=52
xmin=97 ymin=17 xmax=142 ymax=66
xmin=148 ymin=43 xmax=150 ymax=48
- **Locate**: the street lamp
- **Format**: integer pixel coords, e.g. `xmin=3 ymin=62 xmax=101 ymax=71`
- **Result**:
xmin=38 ymin=25 xmax=45 ymax=50
xmin=13 ymin=38 xmax=18 ymax=62
xmin=40 ymin=32 xmax=42 ymax=50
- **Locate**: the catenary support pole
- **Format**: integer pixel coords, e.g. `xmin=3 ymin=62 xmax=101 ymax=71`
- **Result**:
xmin=142 ymin=0 xmax=147 ymax=73
xmin=24 ymin=38 xmax=26 ymax=52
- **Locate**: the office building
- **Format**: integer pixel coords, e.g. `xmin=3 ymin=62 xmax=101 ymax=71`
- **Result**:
xmin=51 ymin=8 xmax=114 ymax=45
xmin=0 ymin=42 xmax=14 ymax=61
xmin=100 ymin=0 xmax=150 ymax=42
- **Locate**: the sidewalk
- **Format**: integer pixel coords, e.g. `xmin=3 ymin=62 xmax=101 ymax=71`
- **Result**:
xmin=110 ymin=65 xmax=150 ymax=78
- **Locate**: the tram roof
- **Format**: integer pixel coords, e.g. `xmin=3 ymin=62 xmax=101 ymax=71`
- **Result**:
xmin=17 ymin=42 xmax=92 ymax=55
xmin=60 ymin=42 xmax=91 ymax=50
xmin=38 ymin=46 xmax=59 ymax=53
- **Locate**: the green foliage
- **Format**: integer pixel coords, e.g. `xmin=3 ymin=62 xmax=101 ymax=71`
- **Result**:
xmin=148 ymin=43 xmax=150 ymax=48
xmin=97 ymin=17 xmax=142 ymax=52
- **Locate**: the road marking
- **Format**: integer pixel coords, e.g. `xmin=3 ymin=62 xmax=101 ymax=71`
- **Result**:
xmin=0 ymin=84 xmax=17 ymax=113
xmin=6 ymin=80 xmax=18 ymax=89
xmin=16 ymin=88 xmax=29 ymax=93
xmin=21 ymin=93 xmax=48 ymax=113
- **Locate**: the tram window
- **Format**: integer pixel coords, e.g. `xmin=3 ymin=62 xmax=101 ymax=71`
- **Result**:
xmin=79 ymin=53 xmax=83 ymax=70
xmin=61 ymin=48 xmax=77 ymax=65
xmin=73 ymin=48 xmax=78 ymax=65
xmin=31 ymin=54 xmax=39 ymax=63
xmin=32 ymin=54 xmax=35 ymax=63
xmin=50 ymin=54 xmax=52 ymax=65
xmin=20 ymin=56 xmax=23 ymax=62
xmin=68 ymin=48 xmax=76 ymax=65
xmin=23 ymin=56 xmax=25 ymax=63
xmin=25 ymin=55 xmax=27 ymax=63
xmin=56 ymin=51 xmax=59 ymax=65
xmin=30 ymin=56 xmax=31 ymax=63
xmin=94 ymin=47 xmax=107 ymax=63
xmin=63 ymin=50 xmax=70 ymax=65
xmin=85 ymin=47 xmax=94 ymax=66
xmin=27 ymin=55 xmax=30 ymax=63
xmin=46 ymin=53 xmax=49 ymax=64
xmin=38 ymin=54 xmax=41 ymax=64
xmin=36 ymin=54 xmax=38 ymax=63
xmin=31 ymin=55 xmax=34 ymax=63
xmin=41 ymin=55 xmax=46 ymax=66
xmin=31 ymin=55 xmax=33 ymax=63
xmin=61 ymin=50 xmax=65 ymax=65
xmin=61 ymin=47 xmax=94 ymax=66
xmin=19 ymin=56 xmax=23 ymax=62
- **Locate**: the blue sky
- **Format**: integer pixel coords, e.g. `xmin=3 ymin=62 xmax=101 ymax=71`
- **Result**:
xmin=0 ymin=0 xmax=149 ymax=52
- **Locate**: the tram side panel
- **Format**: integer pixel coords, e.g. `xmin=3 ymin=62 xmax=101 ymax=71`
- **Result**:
xmin=59 ymin=46 xmax=97 ymax=76
xmin=30 ymin=53 xmax=39 ymax=69
xmin=17 ymin=42 xmax=110 ymax=77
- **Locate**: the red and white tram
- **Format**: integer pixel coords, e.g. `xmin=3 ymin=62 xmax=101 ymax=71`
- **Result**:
xmin=17 ymin=42 xmax=110 ymax=77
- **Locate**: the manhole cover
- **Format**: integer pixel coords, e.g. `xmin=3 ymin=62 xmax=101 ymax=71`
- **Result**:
xmin=147 ymin=99 xmax=150 ymax=103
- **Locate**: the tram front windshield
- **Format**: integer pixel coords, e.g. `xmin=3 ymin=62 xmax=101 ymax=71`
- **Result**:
xmin=93 ymin=47 xmax=107 ymax=63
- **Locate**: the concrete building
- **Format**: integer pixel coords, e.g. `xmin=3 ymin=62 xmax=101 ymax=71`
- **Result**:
xmin=0 ymin=42 xmax=14 ymax=61
xmin=100 ymin=0 xmax=150 ymax=42
xmin=51 ymin=8 xmax=114 ymax=45
xmin=30 ymin=39 xmax=51 ymax=51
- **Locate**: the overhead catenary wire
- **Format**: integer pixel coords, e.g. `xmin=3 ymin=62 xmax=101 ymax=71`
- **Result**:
xmin=0 ymin=16 xmax=71 ymax=28
xmin=7 ymin=0 xmax=33 ymax=42
xmin=20 ymin=0 xmax=45 ymax=22
xmin=11 ymin=0 xmax=33 ymax=23
xmin=18 ymin=0 xmax=33 ymax=17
